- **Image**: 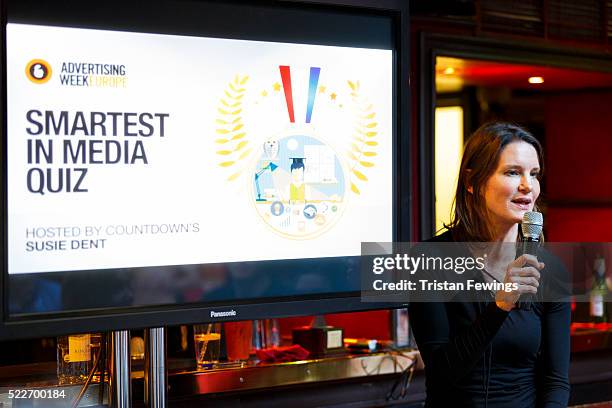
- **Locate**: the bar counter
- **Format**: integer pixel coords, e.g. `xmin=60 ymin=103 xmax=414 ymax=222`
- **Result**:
xmin=1 ymin=346 xmax=612 ymax=407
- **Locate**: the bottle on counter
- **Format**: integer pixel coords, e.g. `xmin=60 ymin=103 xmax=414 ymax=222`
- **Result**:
xmin=590 ymin=256 xmax=608 ymax=324
xmin=253 ymin=319 xmax=280 ymax=350
xmin=56 ymin=333 xmax=100 ymax=385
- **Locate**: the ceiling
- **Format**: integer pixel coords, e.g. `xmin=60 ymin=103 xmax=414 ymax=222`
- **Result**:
xmin=436 ymin=56 xmax=612 ymax=93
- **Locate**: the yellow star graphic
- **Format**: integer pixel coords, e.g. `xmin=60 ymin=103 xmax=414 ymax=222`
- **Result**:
xmin=261 ymin=90 xmax=268 ymax=97
xmin=319 ymin=85 xmax=326 ymax=94
xmin=273 ymin=82 xmax=281 ymax=91
xmin=330 ymin=93 xmax=337 ymax=101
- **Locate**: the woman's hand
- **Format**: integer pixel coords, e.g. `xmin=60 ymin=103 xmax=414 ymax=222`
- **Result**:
xmin=495 ymin=254 xmax=545 ymax=311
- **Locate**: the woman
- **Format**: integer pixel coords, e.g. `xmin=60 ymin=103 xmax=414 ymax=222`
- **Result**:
xmin=409 ymin=123 xmax=570 ymax=407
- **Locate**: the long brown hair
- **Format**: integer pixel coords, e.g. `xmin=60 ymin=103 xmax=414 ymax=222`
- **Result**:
xmin=446 ymin=122 xmax=544 ymax=241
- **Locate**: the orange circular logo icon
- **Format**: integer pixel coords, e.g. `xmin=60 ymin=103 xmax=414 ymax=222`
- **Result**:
xmin=25 ymin=59 xmax=52 ymax=84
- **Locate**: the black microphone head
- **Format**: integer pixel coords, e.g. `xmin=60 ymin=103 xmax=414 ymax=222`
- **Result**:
xmin=521 ymin=211 xmax=543 ymax=240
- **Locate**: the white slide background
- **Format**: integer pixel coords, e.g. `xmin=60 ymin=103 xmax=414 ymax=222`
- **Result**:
xmin=7 ymin=23 xmax=393 ymax=274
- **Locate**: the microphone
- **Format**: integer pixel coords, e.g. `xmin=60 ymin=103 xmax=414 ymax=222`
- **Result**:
xmin=517 ymin=211 xmax=543 ymax=310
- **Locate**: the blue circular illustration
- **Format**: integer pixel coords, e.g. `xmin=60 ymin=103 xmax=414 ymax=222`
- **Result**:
xmin=303 ymin=204 xmax=317 ymax=219
xmin=252 ymin=134 xmax=346 ymax=239
xmin=270 ymin=201 xmax=284 ymax=216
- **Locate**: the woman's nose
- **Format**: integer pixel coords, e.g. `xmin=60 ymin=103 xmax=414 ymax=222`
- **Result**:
xmin=519 ymin=175 xmax=532 ymax=192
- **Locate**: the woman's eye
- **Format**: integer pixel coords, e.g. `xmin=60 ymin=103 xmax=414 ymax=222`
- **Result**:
xmin=505 ymin=170 xmax=519 ymax=176
xmin=531 ymin=172 xmax=540 ymax=178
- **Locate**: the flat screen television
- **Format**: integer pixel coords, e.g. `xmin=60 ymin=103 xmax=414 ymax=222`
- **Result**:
xmin=1 ymin=0 xmax=410 ymax=340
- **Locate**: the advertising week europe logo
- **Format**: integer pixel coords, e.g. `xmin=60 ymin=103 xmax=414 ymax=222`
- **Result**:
xmin=25 ymin=59 xmax=52 ymax=84
xmin=25 ymin=58 xmax=128 ymax=88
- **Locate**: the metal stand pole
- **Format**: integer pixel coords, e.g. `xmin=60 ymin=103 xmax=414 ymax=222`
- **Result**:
xmin=109 ymin=330 xmax=131 ymax=408
xmin=144 ymin=327 xmax=167 ymax=408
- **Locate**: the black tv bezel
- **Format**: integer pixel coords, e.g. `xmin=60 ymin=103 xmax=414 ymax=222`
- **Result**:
xmin=0 ymin=0 xmax=410 ymax=340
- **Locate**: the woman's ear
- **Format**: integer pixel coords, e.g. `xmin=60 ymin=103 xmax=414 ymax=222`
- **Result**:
xmin=465 ymin=169 xmax=473 ymax=194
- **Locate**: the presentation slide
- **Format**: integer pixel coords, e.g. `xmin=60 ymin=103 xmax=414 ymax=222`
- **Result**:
xmin=6 ymin=23 xmax=393 ymax=274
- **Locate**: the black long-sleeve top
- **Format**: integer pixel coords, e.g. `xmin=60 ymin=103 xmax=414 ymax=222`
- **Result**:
xmin=409 ymin=231 xmax=571 ymax=407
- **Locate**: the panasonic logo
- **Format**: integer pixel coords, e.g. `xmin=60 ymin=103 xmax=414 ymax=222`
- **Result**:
xmin=210 ymin=310 xmax=237 ymax=318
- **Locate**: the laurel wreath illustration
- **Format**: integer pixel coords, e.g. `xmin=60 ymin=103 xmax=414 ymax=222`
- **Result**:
xmin=214 ymin=75 xmax=378 ymax=194
xmin=215 ymin=75 xmax=252 ymax=181
xmin=346 ymin=80 xmax=378 ymax=195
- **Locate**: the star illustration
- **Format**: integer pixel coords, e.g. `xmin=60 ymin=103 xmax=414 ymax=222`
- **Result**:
xmin=273 ymin=82 xmax=281 ymax=91
xmin=330 ymin=93 xmax=337 ymax=101
xmin=261 ymin=90 xmax=268 ymax=97
xmin=319 ymin=85 xmax=326 ymax=94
